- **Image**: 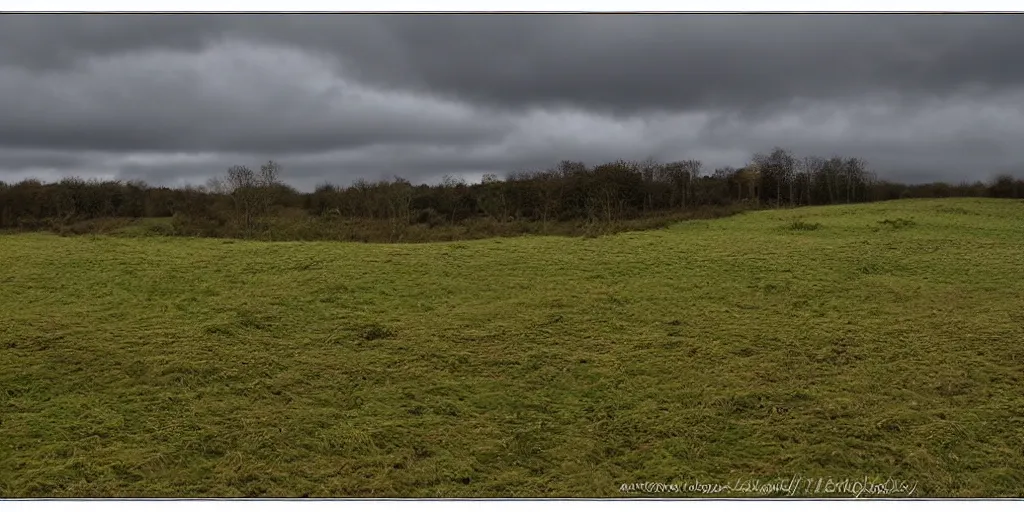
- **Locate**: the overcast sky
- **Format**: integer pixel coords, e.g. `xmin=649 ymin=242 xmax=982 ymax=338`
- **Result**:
xmin=2 ymin=14 xmax=1024 ymax=191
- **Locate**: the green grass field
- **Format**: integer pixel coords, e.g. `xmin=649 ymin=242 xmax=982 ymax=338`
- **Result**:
xmin=2 ymin=198 xmax=1023 ymax=497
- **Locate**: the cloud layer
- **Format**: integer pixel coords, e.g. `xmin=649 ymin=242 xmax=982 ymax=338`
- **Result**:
xmin=2 ymin=14 xmax=1023 ymax=190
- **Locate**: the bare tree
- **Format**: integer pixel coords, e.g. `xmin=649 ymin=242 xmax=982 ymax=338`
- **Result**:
xmin=440 ymin=174 xmax=466 ymax=224
xmin=753 ymin=148 xmax=795 ymax=206
xmin=258 ymin=160 xmax=283 ymax=215
xmin=205 ymin=177 xmax=229 ymax=195
xmin=800 ymin=156 xmax=824 ymax=205
xmin=220 ymin=162 xmax=283 ymax=237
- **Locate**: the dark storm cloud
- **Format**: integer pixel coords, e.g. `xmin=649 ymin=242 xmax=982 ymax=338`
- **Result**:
xmin=6 ymin=15 xmax=1023 ymax=112
xmin=0 ymin=148 xmax=90 ymax=170
xmin=0 ymin=41 xmax=508 ymax=153
xmin=347 ymin=14 xmax=1024 ymax=114
xmin=1 ymin=14 xmax=1024 ymax=189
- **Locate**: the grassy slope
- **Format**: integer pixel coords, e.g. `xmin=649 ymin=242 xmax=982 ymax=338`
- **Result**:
xmin=1 ymin=198 xmax=1023 ymax=497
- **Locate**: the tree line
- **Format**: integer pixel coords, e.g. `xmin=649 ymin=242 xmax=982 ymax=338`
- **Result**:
xmin=1 ymin=148 xmax=1022 ymax=240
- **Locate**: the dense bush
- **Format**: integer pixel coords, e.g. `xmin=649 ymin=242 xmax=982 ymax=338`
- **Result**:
xmin=1 ymin=153 xmax=1021 ymax=242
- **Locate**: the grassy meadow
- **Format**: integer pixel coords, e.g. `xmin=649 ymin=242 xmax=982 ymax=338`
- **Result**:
xmin=2 ymin=197 xmax=1024 ymax=497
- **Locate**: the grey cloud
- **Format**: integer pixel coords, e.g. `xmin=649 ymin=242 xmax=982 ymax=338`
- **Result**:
xmin=2 ymin=14 xmax=1024 ymax=189
xmin=0 ymin=40 xmax=508 ymax=153
xmin=353 ymin=14 xmax=1024 ymax=114
xmin=7 ymin=15 xmax=1024 ymax=113
xmin=0 ymin=148 xmax=92 ymax=171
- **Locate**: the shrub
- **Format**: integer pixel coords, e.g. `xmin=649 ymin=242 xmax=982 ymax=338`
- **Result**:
xmin=877 ymin=218 xmax=916 ymax=229
xmin=789 ymin=220 xmax=822 ymax=231
xmin=362 ymin=324 xmax=395 ymax=341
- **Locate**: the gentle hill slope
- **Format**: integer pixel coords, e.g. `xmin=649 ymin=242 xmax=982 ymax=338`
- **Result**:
xmin=2 ymin=198 xmax=1023 ymax=497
